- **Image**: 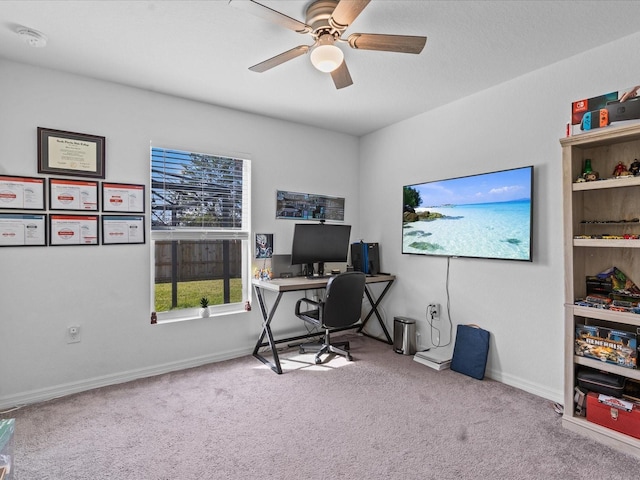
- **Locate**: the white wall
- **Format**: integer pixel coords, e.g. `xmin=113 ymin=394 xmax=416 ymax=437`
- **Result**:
xmin=359 ymin=32 xmax=640 ymax=402
xmin=0 ymin=59 xmax=359 ymax=407
xmin=2 ymin=31 xmax=640 ymax=407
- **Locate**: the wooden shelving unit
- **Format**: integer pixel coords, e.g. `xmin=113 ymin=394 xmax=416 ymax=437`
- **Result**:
xmin=561 ymin=123 xmax=640 ymax=458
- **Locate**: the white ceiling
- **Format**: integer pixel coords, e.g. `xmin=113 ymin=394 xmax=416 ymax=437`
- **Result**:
xmin=1 ymin=1 xmax=640 ymax=137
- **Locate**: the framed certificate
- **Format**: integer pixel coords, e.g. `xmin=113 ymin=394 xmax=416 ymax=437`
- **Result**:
xmin=102 ymin=182 xmax=145 ymax=213
xmin=38 ymin=127 xmax=106 ymax=178
xmin=49 ymin=178 xmax=99 ymax=211
xmin=49 ymin=214 xmax=99 ymax=246
xmin=0 ymin=213 xmax=47 ymax=246
xmin=102 ymin=215 xmax=145 ymax=244
xmin=0 ymin=175 xmax=45 ymax=210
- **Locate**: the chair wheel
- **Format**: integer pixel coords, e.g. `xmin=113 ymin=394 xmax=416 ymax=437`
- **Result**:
xmin=299 ymin=347 xmax=305 ymax=354
xmin=315 ymin=357 xmax=322 ymax=365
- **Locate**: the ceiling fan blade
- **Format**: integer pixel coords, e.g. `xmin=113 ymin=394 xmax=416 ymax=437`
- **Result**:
xmin=347 ymin=33 xmax=427 ymax=54
xmin=229 ymin=0 xmax=311 ymax=33
xmin=249 ymin=45 xmax=310 ymax=73
xmin=249 ymin=45 xmax=311 ymax=73
xmin=330 ymin=60 xmax=353 ymax=89
xmin=330 ymin=0 xmax=371 ymax=29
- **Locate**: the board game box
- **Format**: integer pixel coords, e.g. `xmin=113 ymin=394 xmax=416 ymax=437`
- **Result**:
xmin=575 ymin=324 xmax=637 ymax=369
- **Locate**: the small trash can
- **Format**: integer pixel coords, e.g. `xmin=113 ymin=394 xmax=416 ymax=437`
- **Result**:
xmin=394 ymin=316 xmax=416 ymax=355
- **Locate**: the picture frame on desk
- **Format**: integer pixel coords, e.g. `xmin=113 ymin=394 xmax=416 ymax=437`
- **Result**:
xmin=255 ymin=233 xmax=273 ymax=259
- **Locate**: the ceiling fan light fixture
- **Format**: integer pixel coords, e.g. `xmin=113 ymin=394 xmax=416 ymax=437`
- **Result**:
xmin=310 ymin=44 xmax=343 ymax=72
xmin=310 ymin=34 xmax=344 ymax=73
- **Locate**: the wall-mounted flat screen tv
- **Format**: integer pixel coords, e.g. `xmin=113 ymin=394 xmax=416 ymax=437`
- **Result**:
xmin=402 ymin=166 xmax=533 ymax=261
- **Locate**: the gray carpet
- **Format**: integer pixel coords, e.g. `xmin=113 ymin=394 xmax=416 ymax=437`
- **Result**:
xmin=5 ymin=334 xmax=640 ymax=479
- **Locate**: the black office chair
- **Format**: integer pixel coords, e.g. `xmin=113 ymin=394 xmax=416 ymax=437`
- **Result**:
xmin=294 ymin=271 xmax=366 ymax=364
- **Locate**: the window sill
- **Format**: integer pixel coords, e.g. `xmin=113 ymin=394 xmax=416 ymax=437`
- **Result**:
xmin=153 ymin=303 xmax=248 ymax=325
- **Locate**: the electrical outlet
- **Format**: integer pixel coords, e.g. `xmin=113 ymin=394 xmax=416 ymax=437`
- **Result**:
xmin=428 ymin=303 xmax=440 ymax=320
xmin=67 ymin=325 xmax=81 ymax=343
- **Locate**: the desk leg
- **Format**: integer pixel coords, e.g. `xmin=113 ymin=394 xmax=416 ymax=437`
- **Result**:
xmin=252 ymin=285 xmax=284 ymax=374
xmin=358 ymin=280 xmax=394 ymax=344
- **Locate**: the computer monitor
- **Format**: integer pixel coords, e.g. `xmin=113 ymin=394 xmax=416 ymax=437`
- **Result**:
xmin=290 ymin=223 xmax=351 ymax=276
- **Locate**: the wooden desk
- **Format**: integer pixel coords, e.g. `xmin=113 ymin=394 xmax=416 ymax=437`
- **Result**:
xmin=251 ymin=274 xmax=395 ymax=374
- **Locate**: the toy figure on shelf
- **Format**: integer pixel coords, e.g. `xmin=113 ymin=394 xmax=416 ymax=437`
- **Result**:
xmin=630 ymin=159 xmax=640 ymax=176
xmin=613 ymin=161 xmax=632 ymax=177
xmin=576 ymin=159 xmax=600 ymax=181
xmin=254 ymin=267 xmax=273 ymax=281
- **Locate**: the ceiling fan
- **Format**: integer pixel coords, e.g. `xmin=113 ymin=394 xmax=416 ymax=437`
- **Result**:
xmin=230 ymin=0 xmax=427 ymax=89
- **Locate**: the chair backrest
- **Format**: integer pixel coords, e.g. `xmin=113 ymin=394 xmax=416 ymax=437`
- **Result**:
xmin=321 ymin=272 xmax=366 ymax=328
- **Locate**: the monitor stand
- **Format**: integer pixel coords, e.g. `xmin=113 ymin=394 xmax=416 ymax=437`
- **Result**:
xmin=305 ymin=262 xmax=327 ymax=278
xmin=304 ymin=263 xmax=315 ymax=277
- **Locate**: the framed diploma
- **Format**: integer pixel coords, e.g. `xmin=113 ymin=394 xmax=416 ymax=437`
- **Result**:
xmin=102 ymin=215 xmax=145 ymax=244
xmin=38 ymin=127 xmax=106 ymax=178
xmin=49 ymin=178 xmax=99 ymax=211
xmin=0 ymin=213 xmax=47 ymax=247
xmin=102 ymin=183 xmax=145 ymax=213
xmin=49 ymin=214 xmax=99 ymax=246
xmin=0 ymin=175 xmax=45 ymax=210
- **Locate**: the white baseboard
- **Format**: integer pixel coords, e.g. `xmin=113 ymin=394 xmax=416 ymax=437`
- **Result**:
xmin=0 ymin=347 xmax=253 ymax=410
xmin=1 ymin=347 xmax=564 ymax=411
xmin=486 ymin=367 xmax=563 ymax=404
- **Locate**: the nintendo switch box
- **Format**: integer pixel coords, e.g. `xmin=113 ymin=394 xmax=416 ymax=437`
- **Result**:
xmin=570 ymin=86 xmax=640 ymax=135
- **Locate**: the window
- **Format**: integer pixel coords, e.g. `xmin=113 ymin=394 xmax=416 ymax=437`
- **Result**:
xmin=151 ymin=147 xmax=251 ymax=319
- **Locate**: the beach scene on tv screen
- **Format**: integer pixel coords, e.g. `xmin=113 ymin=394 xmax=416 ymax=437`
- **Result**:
xmin=402 ymin=167 xmax=532 ymax=260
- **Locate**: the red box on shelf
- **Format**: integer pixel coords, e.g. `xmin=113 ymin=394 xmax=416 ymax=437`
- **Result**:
xmin=586 ymin=392 xmax=640 ymax=439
